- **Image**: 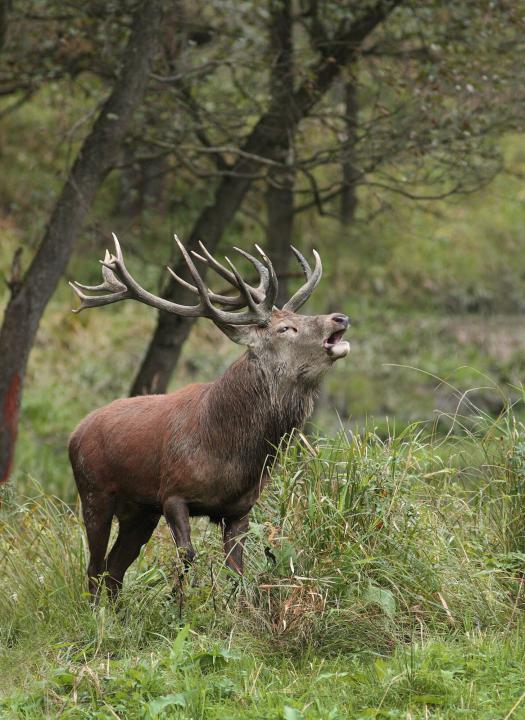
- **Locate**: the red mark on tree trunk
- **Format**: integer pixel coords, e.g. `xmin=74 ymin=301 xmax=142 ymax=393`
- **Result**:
xmin=1 ymin=372 xmax=21 ymax=484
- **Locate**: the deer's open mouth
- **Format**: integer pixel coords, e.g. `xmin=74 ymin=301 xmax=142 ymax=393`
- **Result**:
xmin=323 ymin=330 xmax=350 ymax=359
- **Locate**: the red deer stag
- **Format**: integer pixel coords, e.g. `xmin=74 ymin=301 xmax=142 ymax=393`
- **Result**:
xmin=69 ymin=236 xmax=350 ymax=598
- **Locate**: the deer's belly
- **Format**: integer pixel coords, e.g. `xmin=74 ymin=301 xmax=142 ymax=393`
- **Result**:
xmin=161 ymin=455 xmax=267 ymax=520
xmin=186 ymin=482 xmax=263 ymax=522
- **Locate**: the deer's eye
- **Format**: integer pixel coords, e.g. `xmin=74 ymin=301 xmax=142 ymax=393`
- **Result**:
xmin=277 ymin=325 xmax=297 ymax=334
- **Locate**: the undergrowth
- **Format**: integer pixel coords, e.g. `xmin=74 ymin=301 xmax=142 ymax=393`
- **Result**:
xmin=1 ymin=409 xmax=525 ymax=718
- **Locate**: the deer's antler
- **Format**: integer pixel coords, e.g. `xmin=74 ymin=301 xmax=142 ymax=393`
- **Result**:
xmin=282 ymin=246 xmax=322 ymax=312
xmin=70 ymin=234 xmax=321 ymax=322
xmin=69 ymin=234 xmax=278 ymax=326
xmin=181 ymin=242 xmax=321 ymax=312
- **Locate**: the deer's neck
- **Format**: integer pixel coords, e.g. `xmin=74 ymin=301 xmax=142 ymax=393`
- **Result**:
xmin=202 ymin=351 xmax=319 ymax=467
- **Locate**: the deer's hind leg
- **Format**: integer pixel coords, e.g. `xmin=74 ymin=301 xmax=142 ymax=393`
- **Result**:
xmin=105 ymin=500 xmax=160 ymax=599
xmin=78 ymin=488 xmax=116 ymax=599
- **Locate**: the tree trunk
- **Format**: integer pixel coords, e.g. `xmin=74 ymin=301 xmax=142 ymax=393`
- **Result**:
xmin=141 ymin=154 xmax=168 ymax=214
xmin=265 ymin=0 xmax=294 ymax=308
xmin=130 ymin=0 xmax=401 ymax=396
xmin=115 ymin=145 xmax=142 ymax=218
xmin=340 ymin=80 xmax=359 ymax=226
xmin=0 ymin=0 xmax=163 ymax=484
xmin=130 ymin=173 xmax=251 ymax=395
xmin=266 ymin=168 xmax=295 ymax=307
xmin=0 ymin=0 xmax=8 ymax=53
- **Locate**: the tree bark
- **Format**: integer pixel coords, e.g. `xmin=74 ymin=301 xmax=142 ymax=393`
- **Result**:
xmin=340 ymin=80 xmax=359 ymax=226
xmin=265 ymin=0 xmax=295 ymax=308
xmin=0 ymin=0 xmax=8 ymax=53
xmin=130 ymin=0 xmax=401 ymax=396
xmin=141 ymin=154 xmax=168 ymax=214
xmin=0 ymin=0 xmax=163 ymax=484
xmin=266 ymin=168 xmax=295 ymax=306
xmin=115 ymin=145 xmax=142 ymax=218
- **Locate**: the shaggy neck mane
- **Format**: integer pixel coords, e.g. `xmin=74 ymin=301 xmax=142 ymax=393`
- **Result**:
xmin=201 ymin=351 xmax=320 ymax=472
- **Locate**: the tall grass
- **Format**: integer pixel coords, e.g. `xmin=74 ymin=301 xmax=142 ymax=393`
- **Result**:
xmin=2 ymin=412 xmax=524 ymax=688
xmin=240 ymin=415 xmax=525 ymax=655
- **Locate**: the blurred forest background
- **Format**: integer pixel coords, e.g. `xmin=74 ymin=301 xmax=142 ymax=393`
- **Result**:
xmin=3 ymin=3 xmax=525 ymax=716
xmin=0 ymin=0 xmax=524 ymax=498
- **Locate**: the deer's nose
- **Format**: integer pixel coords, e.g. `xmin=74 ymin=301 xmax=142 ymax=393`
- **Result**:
xmin=331 ymin=314 xmax=349 ymax=328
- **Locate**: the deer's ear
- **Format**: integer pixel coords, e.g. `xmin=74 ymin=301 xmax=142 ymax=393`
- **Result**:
xmin=214 ymin=321 xmax=258 ymax=347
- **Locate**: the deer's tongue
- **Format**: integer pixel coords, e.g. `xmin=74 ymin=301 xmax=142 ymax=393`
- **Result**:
xmin=323 ymin=330 xmax=350 ymax=359
xmin=327 ymin=340 xmax=350 ymax=359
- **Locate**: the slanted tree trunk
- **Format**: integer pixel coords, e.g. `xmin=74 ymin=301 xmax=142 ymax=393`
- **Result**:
xmin=130 ymin=0 xmax=401 ymax=397
xmin=265 ymin=0 xmax=294 ymax=308
xmin=0 ymin=0 xmax=163 ymax=484
xmin=129 ymin=175 xmax=252 ymax=395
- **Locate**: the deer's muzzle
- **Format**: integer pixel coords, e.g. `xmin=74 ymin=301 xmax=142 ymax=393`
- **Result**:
xmin=323 ymin=315 xmax=350 ymax=359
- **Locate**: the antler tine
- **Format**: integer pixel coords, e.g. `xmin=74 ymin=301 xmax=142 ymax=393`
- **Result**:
xmin=166 ymin=265 xmax=249 ymax=308
xmin=233 ymin=246 xmax=267 ymax=303
xmin=254 ymin=244 xmax=278 ymax=313
xmin=224 ymin=256 xmax=259 ymax=313
xmin=172 ymin=234 xmax=215 ymax=310
xmin=290 ymin=245 xmax=311 ymax=280
xmin=282 ymin=247 xmax=322 ymax=312
xmin=194 ymin=242 xmax=266 ymax=303
xmin=68 ymin=280 xmax=129 ymax=313
xmin=111 ymin=232 xmax=124 ymax=261
xmin=72 ymin=251 xmax=127 ymax=293
xmin=166 ymin=264 xmax=200 ymax=294
xmin=193 ymin=242 xmax=237 ymax=286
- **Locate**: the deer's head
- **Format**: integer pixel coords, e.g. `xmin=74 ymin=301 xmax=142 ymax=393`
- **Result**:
xmin=70 ymin=236 xmax=350 ymax=381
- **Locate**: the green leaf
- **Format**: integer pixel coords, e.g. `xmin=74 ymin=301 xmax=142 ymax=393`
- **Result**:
xmin=190 ymin=647 xmax=239 ymax=672
xmin=273 ymin=540 xmax=299 ymax=576
xmin=52 ymin=669 xmax=75 ymax=688
xmin=147 ymin=693 xmax=187 ymax=717
xmin=169 ymin=623 xmax=190 ymax=669
xmin=363 ymin=583 xmax=396 ymax=619
xmin=373 ymin=658 xmax=389 ymax=681
xmin=283 ymin=706 xmax=304 ymax=720
xmin=213 ymin=676 xmax=236 ymax=697
xmin=317 ymin=672 xmax=349 ymax=681
xmin=193 ymin=652 xmax=227 ymax=671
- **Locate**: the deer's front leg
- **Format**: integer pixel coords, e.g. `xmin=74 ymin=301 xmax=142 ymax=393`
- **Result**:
xmin=163 ymin=497 xmax=196 ymax=576
xmin=222 ymin=514 xmax=250 ymax=574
